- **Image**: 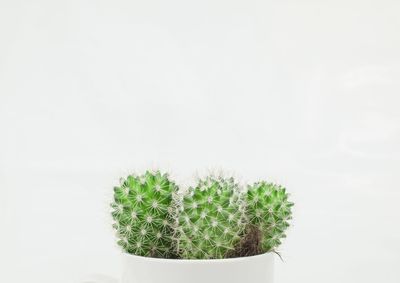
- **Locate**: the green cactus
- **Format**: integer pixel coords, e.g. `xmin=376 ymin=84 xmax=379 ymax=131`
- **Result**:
xmin=177 ymin=176 xmax=246 ymax=259
xmin=245 ymin=182 xmax=293 ymax=252
xmin=111 ymin=171 xmax=178 ymax=258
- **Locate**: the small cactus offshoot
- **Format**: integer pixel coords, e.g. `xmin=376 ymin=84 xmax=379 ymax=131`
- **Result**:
xmin=245 ymin=182 xmax=293 ymax=253
xmin=177 ymin=176 xmax=246 ymax=259
xmin=111 ymin=171 xmax=178 ymax=257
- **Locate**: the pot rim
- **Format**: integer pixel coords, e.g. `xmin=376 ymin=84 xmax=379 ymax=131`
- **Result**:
xmin=123 ymin=251 xmax=274 ymax=263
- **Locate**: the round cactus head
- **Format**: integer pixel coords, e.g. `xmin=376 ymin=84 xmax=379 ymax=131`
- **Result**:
xmin=246 ymin=182 xmax=293 ymax=252
xmin=111 ymin=170 xmax=178 ymax=258
xmin=178 ymin=176 xmax=246 ymax=259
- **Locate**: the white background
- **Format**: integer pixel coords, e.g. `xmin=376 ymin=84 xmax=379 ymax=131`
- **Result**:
xmin=1 ymin=1 xmax=399 ymax=282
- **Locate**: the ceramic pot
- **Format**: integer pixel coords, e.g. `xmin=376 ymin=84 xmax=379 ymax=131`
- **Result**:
xmin=121 ymin=252 xmax=274 ymax=283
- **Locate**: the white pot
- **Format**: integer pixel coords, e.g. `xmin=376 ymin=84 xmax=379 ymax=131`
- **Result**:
xmin=121 ymin=252 xmax=274 ymax=283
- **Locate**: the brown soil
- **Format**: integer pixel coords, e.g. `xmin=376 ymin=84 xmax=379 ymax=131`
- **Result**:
xmin=227 ymin=225 xmax=263 ymax=258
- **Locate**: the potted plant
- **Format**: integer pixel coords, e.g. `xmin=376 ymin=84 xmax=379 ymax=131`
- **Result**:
xmin=111 ymin=171 xmax=293 ymax=283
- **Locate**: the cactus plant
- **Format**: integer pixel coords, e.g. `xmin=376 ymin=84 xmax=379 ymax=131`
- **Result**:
xmin=177 ymin=176 xmax=246 ymax=259
xmin=111 ymin=171 xmax=178 ymax=258
xmin=245 ymin=182 xmax=293 ymax=253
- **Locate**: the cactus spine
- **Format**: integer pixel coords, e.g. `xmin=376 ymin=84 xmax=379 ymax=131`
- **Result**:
xmin=245 ymin=182 xmax=293 ymax=252
xmin=111 ymin=171 xmax=178 ymax=257
xmin=177 ymin=176 xmax=246 ymax=259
